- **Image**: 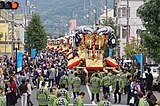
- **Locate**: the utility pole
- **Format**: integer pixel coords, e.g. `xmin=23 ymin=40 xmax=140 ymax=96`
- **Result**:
xmin=24 ymin=0 xmax=27 ymax=28
xmin=11 ymin=0 xmax=15 ymax=58
xmin=87 ymin=10 xmax=90 ymax=24
xmin=94 ymin=8 xmax=97 ymax=25
xmin=126 ymin=0 xmax=129 ymax=42
xmin=90 ymin=0 xmax=92 ymax=6
xmin=106 ymin=0 xmax=108 ymax=20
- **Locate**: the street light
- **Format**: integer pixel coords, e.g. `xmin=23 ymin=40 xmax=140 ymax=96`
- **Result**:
xmin=13 ymin=37 xmax=21 ymax=73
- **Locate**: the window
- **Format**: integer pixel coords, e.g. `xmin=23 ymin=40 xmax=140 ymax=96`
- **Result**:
xmin=119 ymin=6 xmax=130 ymax=17
xmin=122 ymin=7 xmax=127 ymax=17
xmin=122 ymin=25 xmax=130 ymax=38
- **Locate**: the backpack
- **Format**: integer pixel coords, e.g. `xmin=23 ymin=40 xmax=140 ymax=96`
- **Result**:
xmin=133 ymin=84 xmax=141 ymax=94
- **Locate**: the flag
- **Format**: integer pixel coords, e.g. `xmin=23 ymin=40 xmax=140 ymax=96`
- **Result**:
xmin=135 ymin=54 xmax=142 ymax=67
xmin=17 ymin=52 xmax=23 ymax=72
xmin=31 ymin=49 xmax=36 ymax=58
xmin=135 ymin=54 xmax=144 ymax=76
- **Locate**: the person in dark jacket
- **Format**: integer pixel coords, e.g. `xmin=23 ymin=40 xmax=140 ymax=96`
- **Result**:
xmin=126 ymin=75 xmax=133 ymax=105
xmin=146 ymin=90 xmax=157 ymax=106
xmin=19 ymin=80 xmax=28 ymax=106
xmin=5 ymin=76 xmax=17 ymax=106
xmin=5 ymin=79 xmax=13 ymax=106
xmin=56 ymin=67 xmax=63 ymax=86
xmin=145 ymin=68 xmax=153 ymax=91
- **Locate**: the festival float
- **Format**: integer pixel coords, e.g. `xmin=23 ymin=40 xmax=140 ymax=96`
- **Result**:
xmin=46 ymin=39 xmax=54 ymax=49
xmin=67 ymin=26 xmax=118 ymax=73
xmin=46 ymin=25 xmax=118 ymax=73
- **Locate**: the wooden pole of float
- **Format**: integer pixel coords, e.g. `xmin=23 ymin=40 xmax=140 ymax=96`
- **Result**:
xmin=90 ymin=39 xmax=92 ymax=48
xmin=99 ymin=36 xmax=101 ymax=49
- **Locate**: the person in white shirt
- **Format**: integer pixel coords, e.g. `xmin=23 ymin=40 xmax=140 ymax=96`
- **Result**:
xmin=26 ymin=79 xmax=33 ymax=106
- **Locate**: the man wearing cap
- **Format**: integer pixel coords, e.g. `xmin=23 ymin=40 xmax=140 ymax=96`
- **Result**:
xmin=36 ymin=81 xmax=49 ymax=106
xmin=113 ymin=74 xmax=123 ymax=103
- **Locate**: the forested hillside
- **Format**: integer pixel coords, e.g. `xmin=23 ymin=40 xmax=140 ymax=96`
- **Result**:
xmin=16 ymin=0 xmax=114 ymax=35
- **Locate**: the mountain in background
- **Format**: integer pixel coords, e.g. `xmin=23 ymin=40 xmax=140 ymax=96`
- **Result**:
xmin=16 ymin=0 xmax=114 ymax=36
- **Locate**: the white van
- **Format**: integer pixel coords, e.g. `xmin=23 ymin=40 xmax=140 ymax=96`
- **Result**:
xmin=150 ymin=66 xmax=159 ymax=86
xmin=123 ymin=60 xmax=132 ymax=68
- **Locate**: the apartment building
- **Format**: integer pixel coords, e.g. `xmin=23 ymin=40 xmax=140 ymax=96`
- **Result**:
xmin=114 ymin=0 xmax=145 ymax=57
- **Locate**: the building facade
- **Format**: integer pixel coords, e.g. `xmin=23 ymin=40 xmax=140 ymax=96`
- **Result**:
xmin=0 ymin=11 xmax=25 ymax=56
xmin=99 ymin=9 xmax=115 ymax=24
xmin=0 ymin=9 xmax=11 ymax=56
xmin=115 ymin=0 xmax=145 ymax=58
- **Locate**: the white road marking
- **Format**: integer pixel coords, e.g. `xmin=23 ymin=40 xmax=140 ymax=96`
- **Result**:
xmin=86 ymin=83 xmax=96 ymax=105
xmin=69 ymin=104 xmax=97 ymax=106
xmin=70 ymin=91 xmax=74 ymax=99
xmin=69 ymin=104 xmax=128 ymax=106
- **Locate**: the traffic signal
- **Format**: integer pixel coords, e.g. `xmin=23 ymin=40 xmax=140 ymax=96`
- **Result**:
xmin=0 ymin=1 xmax=19 ymax=9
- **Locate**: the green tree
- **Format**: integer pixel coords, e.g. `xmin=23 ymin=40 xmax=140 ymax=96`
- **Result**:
xmin=102 ymin=17 xmax=118 ymax=35
xmin=137 ymin=0 xmax=160 ymax=63
xmin=101 ymin=17 xmax=119 ymax=57
xmin=124 ymin=38 xmax=143 ymax=59
xmin=25 ymin=13 xmax=47 ymax=52
xmin=124 ymin=38 xmax=145 ymax=74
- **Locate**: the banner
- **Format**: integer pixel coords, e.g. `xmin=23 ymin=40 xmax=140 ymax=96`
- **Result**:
xmin=31 ymin=49 xmax=36 ymax=58
xmin=135 ymin=54 xmax=142 ymax=67
xmin=17 ymin=52 xmax=23 ymax=72
xmin=135 ymin=54 xmax=144 ymax=77
xmin=109 ymin=49 xmax=112 ymax=57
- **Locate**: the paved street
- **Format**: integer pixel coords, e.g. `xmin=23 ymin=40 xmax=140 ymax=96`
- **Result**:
xmin=13 ymin=84 xmax=160 ymax=106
